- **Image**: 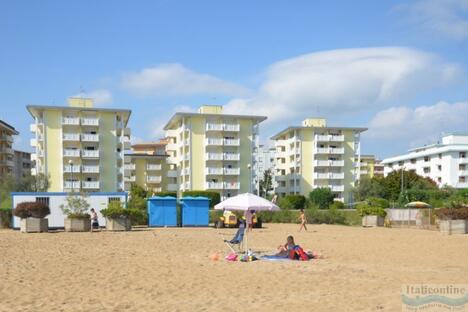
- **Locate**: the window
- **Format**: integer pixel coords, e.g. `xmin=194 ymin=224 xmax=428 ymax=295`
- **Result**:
xmin=460 ymin=176 xmax=466 ymax=183
xmin=437 ymin=177 xmax=442 ymax=183
xmin=410 ymin=159 xmax=416 ymax=164
xmin=108 ymin=197 xmax=121 ymax=204
xmin=424 ymin=156 xmax=430 ymax=162
xmin=423 ymin=167 xmax=430 ymax=174
xmin=460 ymin=164 xmax=466 ymax=171
xmin=398 ymin=161 xmax=404 ymax=166
xmin=460 ymin=152 xmax=466 ymax=158
xmin=36 ymin=197 xmax=50 ymax=206
xmin=438 ymin=165 xmax=442 ymax=171
xmin=438 ymin=153 xmax=442 ymax=159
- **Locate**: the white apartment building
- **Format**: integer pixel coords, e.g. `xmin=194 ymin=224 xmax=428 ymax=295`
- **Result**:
xmin=382 ymin=134 xmax=468 ymax=188
xmin=254 ymin=144 xmax=277 ymax=193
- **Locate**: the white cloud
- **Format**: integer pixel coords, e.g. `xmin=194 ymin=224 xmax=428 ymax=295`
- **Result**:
xmin=121 ymin=63 xmax=251 ymax=97
xmin=224 ymin=47 xmax=460 ymax=124
xmin=396 ymin=0 xmax=468 ymax=40
xmin=367 ymin=100 xmax=468 ymax=146
xmin=71 ymin=89 xmax=113 ymax=106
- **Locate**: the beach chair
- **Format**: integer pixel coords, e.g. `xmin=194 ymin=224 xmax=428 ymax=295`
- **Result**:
xmin=223 ymin=221 xmax=245 ymax=253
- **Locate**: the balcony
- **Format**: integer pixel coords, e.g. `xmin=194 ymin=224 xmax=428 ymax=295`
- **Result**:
xmin=147 ymin=175 xmax=162 ymax=183
xmin=0 ymin=159 xmax=14 ymax=167
xmin=206 ymin=123 xmax=224 ymax=131
xmin=119 ymin=137 xmax=131 ymax=149
xmin=64 ymin=181 xmax=81 ymax=189
xmin=360 ymin=170 xmax=368 ymax=175
xmin=206 ymin=153 xmax=224 ymax=161
xmin=166 ymin=158 xmax=178 ymax=165
xmin=63 ymin=165 xmax=81 ymax=173
xmin=166 ymin=142 xmax=178 ymax=151
xmin=205 ymin=182 xmax=224 ymax=189
xmin=62 ymin=117 xmax=80 ymax=125
xmin=147 ymin=164 xmax=161 ymax=171
xmin=314 ymin=185 xmax=344 ymax=192
xmin=181 ymin=167 xmax=190 ymax=175
xmin=223 ymin=138 xmax=240 ymax=146
xmin=315 ymin=134 xmax=344 ymax=142
xmin=124 ymin=176 xmax=136 ymax=182
xmin=167 ymin=183 xmax=178 ymax=191
xmin=82 ymin=150 xmax=99 ymax=158
xmin=224 ymin=153 xmax=240 ymax=161
xmin=460 ymin=158 xmax=468 ymax=164
xmin=314 ymin=147 xmax=344 ymax=154
xmin=224 ymin=182 xmax=240 ymax=190
xmin=224 ymin=168 xmax=240 ymax=175
xmin=206 ymin=167 xmax=223 ymax=175
xmin=81 ymin=133 xmax=99 ymax=142
xmin=63 ymin=133 xmax=80 ymax=141
xmin=460 ymin=170 xmax=468 ymax=176
xmin=275 ymin=186 xmax=287 ymax=193
xmin=81 ymin=118 xmax=99 ymax=126
xmin=124 ymin=163 xmax=136 ymax=170
xmin=206 ymin=138 xmax=223 ymax=146
xmin=167 ymin=170 xmax=178 ymax=178
xmin=223 ymin=124 xmax=240 ymax=132
xmin=83 ymin=181 xmax=100 ymax=189
xmin=82 ymin=165 xmax=100 ymax=173
xmin=313 ymin=173 xmax=329 ymax=179
xmin=0 ymin=147 xmax=13 ymax=154
xmin=329 ymin=173 xmax=344 ymax=179
xmin=63 ymin=149 xmax=80 ymax=157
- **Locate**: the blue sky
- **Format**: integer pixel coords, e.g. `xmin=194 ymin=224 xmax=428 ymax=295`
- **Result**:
xmin=1 ymin=0 xmax=468 ymax=158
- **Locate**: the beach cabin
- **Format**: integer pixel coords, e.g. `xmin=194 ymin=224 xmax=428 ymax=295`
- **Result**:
xmin=11 ymin=192 xmax=127 ymax=229
xmin=181 ymin=196 xmax=210 ymax=227
xmin=147 ymin=196 xmax=177 ymax=227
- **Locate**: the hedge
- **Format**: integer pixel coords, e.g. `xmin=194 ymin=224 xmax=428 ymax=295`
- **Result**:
xmin=278 ymin=195 xmax=306 ymax=210
xmin=154 ymin=191 xmax=177 ymax=198
xmin=182 ymin=191 xmax=220 ymax=208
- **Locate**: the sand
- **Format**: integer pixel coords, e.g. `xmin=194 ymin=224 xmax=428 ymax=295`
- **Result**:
xmin=0 ymin=224 xmax=467 ymax=311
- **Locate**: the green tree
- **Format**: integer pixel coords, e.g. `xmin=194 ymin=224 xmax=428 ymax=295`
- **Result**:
xmin=60 ymin=193 xmax=91 ymax=218
xmin=0 ymin=173 xmax=50 ymax=208
xmin=278 ymin=194 xmax=306 ymax=210
xmin=309 ymin=187 xmax=335 ymax=209
xmin=259 ymin=169 xmax=273 ymax=197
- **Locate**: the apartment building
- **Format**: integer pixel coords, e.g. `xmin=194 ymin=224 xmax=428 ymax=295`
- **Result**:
xmin=28 ymin=97 xmax=131 ymax=192
xmin=358 ymin=155 xmax=384 ymax=179
xmin=124 ymin=140 xmax=177 ymax=194
xmin=382 ymin=134 xmax=468 ymax=188
xmin=164 ymin=105 xmax=267 ymax=199
xmin=255 ymin=144 xmax=277 ymax=192
xmin=0 ymin=120 xmax=19 ymax=179
xmin=13 ymin=150 xmax=32 ymax=180
xmin=272 ymin=118 xmax=367 ymax=203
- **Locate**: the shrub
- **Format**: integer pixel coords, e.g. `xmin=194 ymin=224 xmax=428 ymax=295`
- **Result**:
xmin=13 ymin=201 xmax=50 ymax=219
xmin=366 ymin=197 xmax=389 ymax=208
xmin=278 ymin=195 xmax=306 ymax=210
xmin=0 ymin=208 xmax=12 ymax=228
xmin=127 ymin=196 xmax=148 ymax=225
xmin=305 ymin=207 xmax=347 ymax=225
xmin=330 ymin=201 xmax=345 ymax=210
xmin=209 ymin=210 xmax=223 ymax=223
xmin=101 ymin=201 xmax=143 ymax=221
xmin=60 ymin=194 xmax=90 ymax=219
xmin=309 ymin=187 xmax=335 ymax=209
xmin=435 ymin=207 xmax=468 ymax=220
xmin=154 ymin=191 xmax=177 ymax=198
xmin=182 ymin=191 xmax=220 ymax=208
xmin=356 ymin=203 xmax=387 ymax=217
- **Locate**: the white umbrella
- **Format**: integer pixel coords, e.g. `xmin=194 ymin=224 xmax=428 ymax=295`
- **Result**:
xmin=215 ymin=193 xmax=280 ymax=254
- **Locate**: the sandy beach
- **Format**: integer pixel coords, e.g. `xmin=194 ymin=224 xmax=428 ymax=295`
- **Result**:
xmin=0 ymin=224 xmax=467 ymax=311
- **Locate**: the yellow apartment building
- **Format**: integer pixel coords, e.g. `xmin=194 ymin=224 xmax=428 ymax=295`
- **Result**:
xmin=0 ymin=120 xmax=19 ymax=179
xmin=358 ymin=155 xmax=384 ymax=179
xmin=27 ymin=97 xmax=131 ymax=192
xmin=124 ymin=140 xmax=177 ymax=194
xmin=164 ymin=105 xmax=267 ymax=199
xmin=271 ymin=118 xmax=367 ymax=203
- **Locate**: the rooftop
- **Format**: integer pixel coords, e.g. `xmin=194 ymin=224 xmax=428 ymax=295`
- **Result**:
xmin=0 ymin=120 xmax=19 ymax=135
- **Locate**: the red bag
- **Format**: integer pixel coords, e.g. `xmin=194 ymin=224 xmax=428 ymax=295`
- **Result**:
xmin=295 ymin=246 xmax=310 ymax=261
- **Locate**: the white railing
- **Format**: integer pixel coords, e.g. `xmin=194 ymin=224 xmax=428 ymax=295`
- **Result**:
xmin=64 ymin=181 xmax=81 ymax=189
xmin=329 ymin=172 xmax=344 ymax=179
xmin=223 ymin=138 xmax=240 ymax=146
xmin=81 ymin=133 xmax=99 ymax=142
xmin=147 ymin=176 xmax=162 ymax=183
xmin=206 ymin=138 xmax=223 ymax=146
xmin=460 ymin=158 xmax=468 ymax=164
xmin=63 ymin=133 xmax=80 ymax=141
xmin=124 ymin=176 xmax=136 ymax=182
xmin=330 ymin=148 xmax=344 ymax=154
xmin=330 ymin=160 xmax=344 ymax=166
xmin=206 ymin=167 xmax=223 ymax=175
xmin=223 ymin=124 xmax=240 ymax=131
xmin=81 ymin=118 xmax=99 ymax=126
xmin=313 ymin=173 xmax=329 ymax=179
xmin=63 ymin=149 xmax=80 ymax=157
xmin=360 ymin=170 xmax=368 ymax=175
xmin=82 ymin=165 xmax=100 ymax=173
xmin=206 ymin=153 xmax=224 ymax=161
xmin=314 ymin=185 xmax=344 ymax=192
xmin=224 ymin=182 xmax=240 ymax=189
xmin=181 ymin=167 xmax=190 ymax=175
xmin=167 ymin=170 xmax=178 ymax=178
xmin=275 ymin=186 xmax=287 ymax=193
xmin=62 ymin=117 xmax=80 ymax=125
xmin=206 ymin=123 xmax=224 ymax=131
xmin=83 ymin=181 xmax=100 ymax=189
xmin=224 ymin=153 xmax=240 ymax=161
xmin=205 ymin=182 xmax=224 ymax=189
xmin=82 ymin=150 xmax=99 ymax=158
xmin=314 ymin=147 xmax=344 ymax=154
xmin=459 ymin=170 xmax=468 ymax=176
xmin=224 ymin=168 xmax=240 ymax=175
xmin=147 ymin=164 xmax=161 ymax=170
xmin=63 ymin=165 xmax=81 ymax=173
xmin=315 ymin=134 xmax=344 ymax=142
xmin=124 ymin=163 xmax=136 ymax=170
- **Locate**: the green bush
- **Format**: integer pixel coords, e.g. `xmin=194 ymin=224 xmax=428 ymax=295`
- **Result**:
xmin=330 ymin=201 xmax=345 ymax=209
xmin=127 ymin=196 xmax=148 ymax=225
xmin=0 ymin=208 xmax=12 ymax=228
xmin=182 ymin=190 xmax=220 ymax=208
xmin=366 ymin=197 xmax=389 ymax=208
xmin=60 ymin=194 xmax=90 ymax=219
xmin=209 ymin=210 xmax=223 ymax=223
xmin=305 ymin=208 xmax=347 ymax=225
xmin=13 ymin=202 xmax=50 ymax=219
xmin=356 ymin=203 xmax=387 ymax=217
xmin=278 ymin=195 xmax=306 ymax=210
xmin=154 ymin=191 xmax=177 ymax=198
xmin=101 ymin=201 xmax=145 ymax=221
xmin=309 ymin=187 xmax=335 ymax=209
xmin=257 ymin=209 xmax=357 ymax=225
xmin=257 ymin=210 xmax=299 ymax=223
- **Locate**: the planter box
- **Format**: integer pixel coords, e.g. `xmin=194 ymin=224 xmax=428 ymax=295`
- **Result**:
xmin=64 ymin=218 xmax=91 ymax=232
xmin=105 ymin=217 xmax=131 ymax=231
xmin=362 ymin=215 xmax=384 ymax=227
xmin=439 ymin=219 xmax=468 ymax=235
xmin=20 ymin=218 xmax=48 ymax=233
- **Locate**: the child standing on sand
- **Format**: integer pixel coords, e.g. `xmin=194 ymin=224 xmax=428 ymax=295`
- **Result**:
xmin=90 ymin=208 xmax=99 ymax=232
xmin=298 ymin=209 xmax=307 ymax=232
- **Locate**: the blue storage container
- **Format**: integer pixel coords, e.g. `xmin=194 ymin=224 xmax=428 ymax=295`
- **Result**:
xmin=181 ymin=196 xmax=210 ymax=227
xmin=147 ymin=196 xmax=177 ymax=227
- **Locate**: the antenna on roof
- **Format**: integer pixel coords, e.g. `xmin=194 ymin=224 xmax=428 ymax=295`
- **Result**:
xmin=79 ymin=85 xmax=86 ymax=97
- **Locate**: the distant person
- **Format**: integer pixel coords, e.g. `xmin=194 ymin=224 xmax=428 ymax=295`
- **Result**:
xmin=90 ymin=208 xmax=99 ymax=232
xmin=298 ymin=209 xmax=308 ymax=232
xmin=245 ymin=210 xmax=255 ymax=232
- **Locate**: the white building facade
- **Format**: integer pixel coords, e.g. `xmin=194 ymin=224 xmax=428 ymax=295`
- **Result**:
xmin=382 ymin=134 xmax=468 ymax=188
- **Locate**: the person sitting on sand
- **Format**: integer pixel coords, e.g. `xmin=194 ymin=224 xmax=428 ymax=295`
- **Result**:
xmin=90 ymin=208 xmax=99 ymax=232
xmin=276 ymin=235 xmax=323 ymax=260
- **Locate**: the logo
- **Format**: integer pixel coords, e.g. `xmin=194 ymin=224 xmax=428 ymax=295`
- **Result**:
xmin=402 ymin=284 xmax=468 ymax=311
